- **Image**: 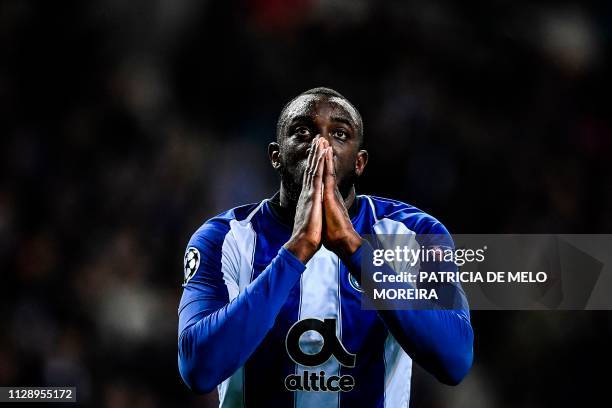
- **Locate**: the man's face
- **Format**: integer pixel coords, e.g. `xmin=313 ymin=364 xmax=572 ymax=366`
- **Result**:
xmin=271 ymin=94 xmax=366 ymax=202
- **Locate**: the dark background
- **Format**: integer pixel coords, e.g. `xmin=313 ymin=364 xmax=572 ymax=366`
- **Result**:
xmin=1 ymin=0 xmax=611 ymax=406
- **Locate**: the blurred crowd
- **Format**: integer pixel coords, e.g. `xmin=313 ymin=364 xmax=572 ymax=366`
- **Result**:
xmin=1 ymin=1 xmax=611 ymax=407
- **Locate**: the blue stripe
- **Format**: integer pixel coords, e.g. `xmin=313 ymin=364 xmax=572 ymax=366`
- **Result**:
xmin=338 ymin=263 xmax=387 ymax=408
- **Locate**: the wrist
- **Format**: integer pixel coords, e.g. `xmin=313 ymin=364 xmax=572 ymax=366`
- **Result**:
xmin=335 ymin=230 xmax=363 ymax=261
xmin=284 ymin=236 xmax=317 ymax=264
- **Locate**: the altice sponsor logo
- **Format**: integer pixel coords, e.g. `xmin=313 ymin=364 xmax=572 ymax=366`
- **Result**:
xmin=285 ymin=318 xmax=356 ymax=392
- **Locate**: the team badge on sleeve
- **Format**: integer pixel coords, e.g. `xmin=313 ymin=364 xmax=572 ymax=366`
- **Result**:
xmin=184 ymin=247 xmax=200 ymax=284
xmin=349 ymin=272 xmax=364 ymax=293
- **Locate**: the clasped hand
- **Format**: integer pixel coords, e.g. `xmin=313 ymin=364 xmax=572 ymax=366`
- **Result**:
xmin=284 ymin=136 xmax=362 ymax=263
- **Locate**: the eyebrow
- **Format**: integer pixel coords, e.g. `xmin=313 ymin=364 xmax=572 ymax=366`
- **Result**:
xmin=330 ymin=116 xmax=355 ymax=130
xmin=288 ymin=115 xmax=355 ymax=128
xmin=288 ymin=115 xmax=314 ymax=125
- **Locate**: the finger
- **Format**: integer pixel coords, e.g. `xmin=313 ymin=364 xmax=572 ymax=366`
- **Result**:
xmin=308 ymin=136 xmax=321 ymax=169
xmin=323 ymin=147 xmax=336 ymax=198
xmin=312 ymin=147 xmax=328 ymax=197
xmin=309 ymin=137 xmax=323 ymax=185
xmin=304 ymin=136 xmax=321 ymax=184
xmin=319 ymin=137 xmax=329 ymax=150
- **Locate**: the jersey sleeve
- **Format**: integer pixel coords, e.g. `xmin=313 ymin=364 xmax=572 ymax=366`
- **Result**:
xmin=177 ymin=218 xmax=306 ymax=393
xmin=344 ymin=215 xmax=474 ymax=385
xmin=178 ymin=220 xmax=232 ymax=332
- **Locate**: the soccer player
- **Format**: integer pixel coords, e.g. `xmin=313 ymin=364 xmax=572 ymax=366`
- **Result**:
xmin=178 ymin=87 xmax=474 ymax=407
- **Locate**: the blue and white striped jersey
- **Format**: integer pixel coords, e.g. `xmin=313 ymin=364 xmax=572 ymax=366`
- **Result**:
xmin=178 ymin=194 xmax=473 ymax=407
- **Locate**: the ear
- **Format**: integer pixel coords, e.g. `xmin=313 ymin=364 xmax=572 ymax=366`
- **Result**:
xmin=355 ymin=149 xmax=368 ymax=177
xmin=268 ymin=142 xmax=282 ymax=171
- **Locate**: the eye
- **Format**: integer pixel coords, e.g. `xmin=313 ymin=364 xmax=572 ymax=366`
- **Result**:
xmin=295 ymin=126 xmax=312 ymax=138
xmin=333 ymin=129 xmax=348 ymax=140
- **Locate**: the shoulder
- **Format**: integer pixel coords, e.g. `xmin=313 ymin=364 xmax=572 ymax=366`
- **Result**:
xmin=187 ymin=201 xmax=264 ymax=249
xmin=182 ymin=201 xmax=264 ymax=286
xmin=361 ymin=195 xmax=450 ymax=236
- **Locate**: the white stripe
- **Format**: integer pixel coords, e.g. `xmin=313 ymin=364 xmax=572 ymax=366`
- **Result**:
xmin=373 ymin=218 xmax=421 ymax=290
xmin=218 ymin=366 xmax=244 ymax=408
xmin=373 ymin=217 xmax=415 ymax=236
xmin=373 ymin=217 xmax=417 ymax=407
xmin=383 ymin=334 xmax=412 ymax=408
xmin=218 ymin=214 xmax=258 ymax=408
xmin=295 ymin=246 xmax=341 ymax=408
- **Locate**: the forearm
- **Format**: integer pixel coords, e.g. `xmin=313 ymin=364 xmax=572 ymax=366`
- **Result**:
xmin=378 ymin=308 xmax=473 ymax=385
xmin=178 ymin=247 xmax=305 ymax=393
xmin=343 ymin=242 xmax=474 ymax=385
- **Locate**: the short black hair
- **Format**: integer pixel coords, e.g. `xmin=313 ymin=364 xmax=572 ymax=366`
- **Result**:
xmin=276 ymin=87 xmax=364 ymax=145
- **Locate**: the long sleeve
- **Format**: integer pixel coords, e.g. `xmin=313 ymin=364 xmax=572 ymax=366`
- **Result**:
xmin=177 ymin=218 xmax=305 ymax=394
xmin=344 ymin=239 xmax=474 ymax=385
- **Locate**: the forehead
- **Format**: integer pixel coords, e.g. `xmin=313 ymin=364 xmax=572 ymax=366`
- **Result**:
xmin=283 ymin=94 xmax=360 ymax=125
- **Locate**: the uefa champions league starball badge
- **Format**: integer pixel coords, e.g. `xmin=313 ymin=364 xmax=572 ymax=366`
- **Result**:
xmin=184 ymin=247 xmax=200 ymax=284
